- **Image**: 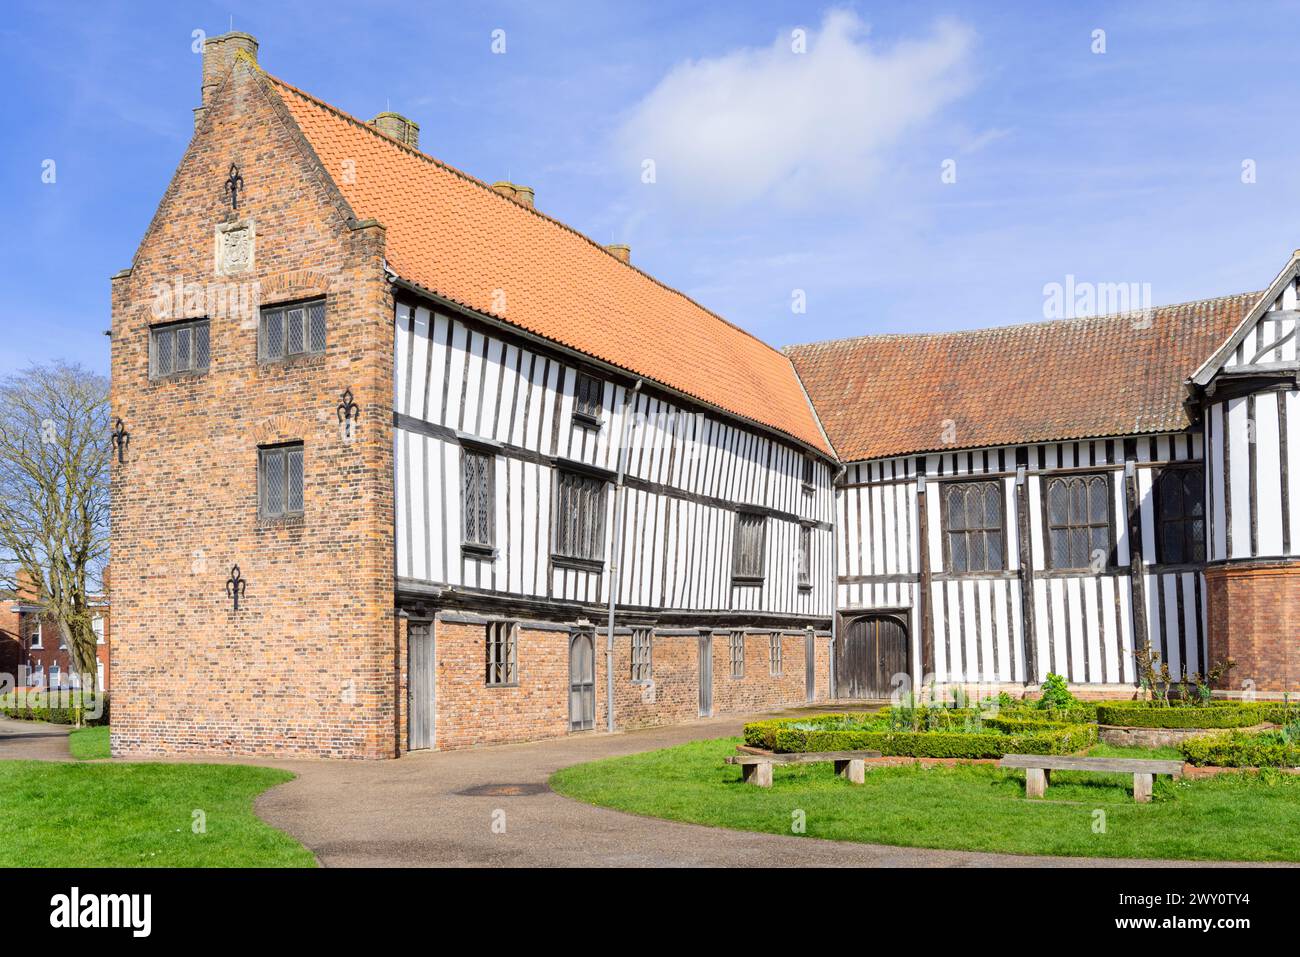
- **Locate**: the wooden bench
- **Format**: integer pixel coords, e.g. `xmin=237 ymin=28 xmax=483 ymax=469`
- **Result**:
xmin=724 ymin=749 xmax=882 ymax=788
xmin=999 ymin=754 xmax=1185 ymax=803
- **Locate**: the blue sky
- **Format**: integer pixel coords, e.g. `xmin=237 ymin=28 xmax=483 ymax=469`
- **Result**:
xmin=3 ymin=0 xmax=1300 ymax=375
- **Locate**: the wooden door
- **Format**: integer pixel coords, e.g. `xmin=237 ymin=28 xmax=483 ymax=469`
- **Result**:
xmin=836 ymin=614 xmax=909 ymax=700
xmin=698 ymin=632 xmax=713 ymax=716
xmin=569 ymin=631 xmax=595 ymax=731
xmin=407 ymin=623 xmax=435 ymax=750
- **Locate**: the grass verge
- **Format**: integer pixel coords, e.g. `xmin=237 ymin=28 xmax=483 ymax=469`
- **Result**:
xmin=68 ymin=726 xmax=110 ymax=760
xmin=0 ymin=760 xmax=316 ymax=867
xmin=550 ymin=737 xmax=1300 ymax=862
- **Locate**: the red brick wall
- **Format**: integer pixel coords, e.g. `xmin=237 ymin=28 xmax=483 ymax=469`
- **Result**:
xmin=0 ymin=600 xmax=20 ymax=684
xmin=109 ymin=58 xmax=394 ymax=759
xmin=1205 ymin=560 xmax=1300 ymax=693
xmin=412 ymin=618 xmax=832 ymax=750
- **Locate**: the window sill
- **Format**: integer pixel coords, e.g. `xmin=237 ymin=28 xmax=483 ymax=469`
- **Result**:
xmin=552 ymin=554 xmax=605 ymax=573
xmin=461 ymin=543 xmax=498 ymax=560
xmin=797 ymin=583 xmax=813 ymax=592
xmin=571 ymin=413 xmax=603 ymax=430
xmin=257 ymin=352 xmax=326 ymax=371
xmin=630 ymin=678 xmax=653 ymax=686
xmin=485 ymin=682 xmax=519 ymax=689
xmin=801 ymin=482 xmax=815 ymax=495
xmin=731 ymin=576 xmax=764 ymax=587
xmin=148 ymin=369 xmax=209 ymax=385
xmin=257 ymin=514 xmax=306 ymax=529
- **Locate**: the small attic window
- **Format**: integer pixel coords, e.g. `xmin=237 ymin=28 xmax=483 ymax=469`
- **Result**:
xmin=573 ymin=372 xmax=603 ymax=428
xmin=801 ymin=455 xmax=815 ymax=491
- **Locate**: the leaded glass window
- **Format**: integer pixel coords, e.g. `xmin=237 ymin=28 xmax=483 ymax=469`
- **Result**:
xmin=462 ymin=449 xmax=494 ymax=547
xmin=943 ymin=481 xmax=1005 ymax=573
xmin=259 ymin=443 xmax=304 ymax=519
xmin=1156 ymin=467 xmax=1206 ymax=564
xmin=1045 ymin=473 xmax=1112 ymax=570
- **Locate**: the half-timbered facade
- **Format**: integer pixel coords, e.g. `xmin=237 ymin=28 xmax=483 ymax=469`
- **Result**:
xmin=110 ymin=33 xmax=1299 ymax=760
xmin=790 ymin=284 xmax=1300 ymax=701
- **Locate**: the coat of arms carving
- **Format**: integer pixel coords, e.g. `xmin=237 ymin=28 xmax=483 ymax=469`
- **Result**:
xmin=215 ymin=220 xmax=255 ymax=276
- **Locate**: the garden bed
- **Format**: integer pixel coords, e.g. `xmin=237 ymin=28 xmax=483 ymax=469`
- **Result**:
xmin=1101 ymin=723 xmax=1276 ymax=749
xmin=1182 ymin=728 xmax=1300 ymax=768
xmin=744 ymin=713 xmax=1097 ymax=758
xmin=1096 ymin=701 xmax=1293 ymax=729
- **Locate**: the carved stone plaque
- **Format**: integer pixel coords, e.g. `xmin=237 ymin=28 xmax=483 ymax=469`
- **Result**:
xmin=215 ymin=219 xmax=255 ymax=276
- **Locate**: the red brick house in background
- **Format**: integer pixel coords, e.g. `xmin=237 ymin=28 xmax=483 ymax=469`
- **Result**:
xmin=9 ymin=599 xmax=111 ymax=692
xmin=0 ymin=576 xmax=110 ymax=692
xmin=0 ymin=595 xmax=21 ymax=683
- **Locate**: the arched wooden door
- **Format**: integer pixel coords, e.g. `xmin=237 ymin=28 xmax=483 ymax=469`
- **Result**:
xmin=836 ymin=614 xmax=909 ymax=700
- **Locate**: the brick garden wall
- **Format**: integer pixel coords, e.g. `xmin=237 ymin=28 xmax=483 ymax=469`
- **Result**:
xmin=109 ymin=58 xmax=395 ymax=759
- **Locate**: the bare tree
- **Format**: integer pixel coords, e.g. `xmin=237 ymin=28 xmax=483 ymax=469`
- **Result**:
xmin=0 ymin=362 xmax=110 ymax=694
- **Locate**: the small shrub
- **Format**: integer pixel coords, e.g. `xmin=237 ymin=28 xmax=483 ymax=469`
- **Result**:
xmin=1038 ymin=672 xmax=1074 ymax=711
xmin=999 ymin=701 xmax=1099 ymax=723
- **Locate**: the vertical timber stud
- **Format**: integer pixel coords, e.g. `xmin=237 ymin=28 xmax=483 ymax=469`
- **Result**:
xmin=605 ymin=379 xmax=642 ymax=733
xmin=1124 ymin=439 xmax=1150 ymax=665
xmin=1015 ymin=449 xmax=1038 ymax=684
xmin=916 ymin=458 xmax=935 ymax=681
xmin=830 ymin=464 xmax=847 ymax=700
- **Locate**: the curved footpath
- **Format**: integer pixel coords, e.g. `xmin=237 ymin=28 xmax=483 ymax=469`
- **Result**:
xmin=248 ymin=711 xmax=1280 ymax=868
xmin=0 ymin=711 xmax=1287 ymax=867
xmin=0 ymin=715 xmax=73 ymax=761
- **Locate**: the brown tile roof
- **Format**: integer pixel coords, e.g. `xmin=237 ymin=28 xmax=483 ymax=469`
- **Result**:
xmin=264 ymin=75 xmax=832 ymax=456
xmin=785 ymin=292 xmax=1261 ymax=463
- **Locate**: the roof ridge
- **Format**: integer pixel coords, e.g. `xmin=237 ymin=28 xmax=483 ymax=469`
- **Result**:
xmin=262 ymin=72 xmax=790 ymax=363
xmin=783 ymin=289 xmax=1262 ymax=354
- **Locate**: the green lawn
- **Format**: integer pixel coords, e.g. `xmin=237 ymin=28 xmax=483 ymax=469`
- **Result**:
xmin=68 ymin=725 xmax=110 ymax=760
xmin=0 ymin=760 xmax=316 ymax=867
xmin=550 ymin=737 xmax=1300 ymax=862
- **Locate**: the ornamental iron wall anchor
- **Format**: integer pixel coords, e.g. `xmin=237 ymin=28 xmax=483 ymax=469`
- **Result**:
xmin=110 ymin=418 xmax=130 ymax=464
xmin=225 ymin=565 xmax=247 ymax=612
xmin=224 ymin=163 xmax=244 ymax=210
xmin=337 ymin=387 xmax=360 ymax=440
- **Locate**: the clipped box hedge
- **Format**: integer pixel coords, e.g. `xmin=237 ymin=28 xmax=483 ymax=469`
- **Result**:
xmin=996 ymin=703 xmax=1100 ymax=724
xmin=1097 ymin=702 xmax=1292 ymax=729
xmin=1182 ymin=730 xmax=1300 ymax=768
xmin=982 ymin=715 xmax=1071 ymax=734
xmin=743 ymin=715 xmax=1097 ymax=758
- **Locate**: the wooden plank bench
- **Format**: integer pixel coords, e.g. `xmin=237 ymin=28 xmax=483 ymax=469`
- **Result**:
xmin=724 ymin=749 xmax=882 ymax=788
xmin=1000 ymin=754 xmax=1185 ymax=803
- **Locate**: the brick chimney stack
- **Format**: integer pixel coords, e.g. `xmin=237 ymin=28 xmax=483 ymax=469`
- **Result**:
xmin=490 ymin=181 xmax=535 ymax=209
xmin=369 ymin=112 xmax=420 ymax=149
xmin=605 ymin=244 xmax=631 ymax=264
xmin=195 ymin=31 xmax=259 ymax=130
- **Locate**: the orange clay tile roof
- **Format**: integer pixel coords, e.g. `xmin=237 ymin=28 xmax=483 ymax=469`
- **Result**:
xmin=785 ymin=292 xmax=1261 ymax=463
xmin=264 ymin=74 xmax=832 ymax=456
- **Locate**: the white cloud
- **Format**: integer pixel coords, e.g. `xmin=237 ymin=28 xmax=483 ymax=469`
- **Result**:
xmin=614 ymin=9 xmax=975 ymax=209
